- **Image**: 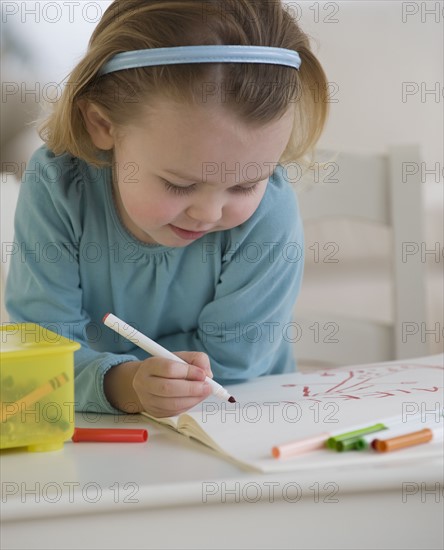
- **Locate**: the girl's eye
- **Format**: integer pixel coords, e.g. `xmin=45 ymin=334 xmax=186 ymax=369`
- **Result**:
xmin=161 ymin=178 xmax=260 ymax=196
xmin=162 ymin=180 xmax=196 ymax=195
xmin=231 ymin=183 xmax=260 ymax=195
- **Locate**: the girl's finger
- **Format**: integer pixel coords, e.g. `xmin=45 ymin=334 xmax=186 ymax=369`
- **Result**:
xmin=175 ymin=351 xmax=213 ymax=378
xmin=142 ymin=358 xmax=207 ymax=381
xmin=146 ymin=377 xmax=211 ymax=398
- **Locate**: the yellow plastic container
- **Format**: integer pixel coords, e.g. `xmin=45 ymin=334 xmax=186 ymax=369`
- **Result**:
xmin=0 ymin=323 xmax=80 ymax=452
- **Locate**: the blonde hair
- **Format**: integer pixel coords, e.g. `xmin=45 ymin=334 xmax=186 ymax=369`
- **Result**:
xmin=39 ymin=0 xmax=329 ymax=168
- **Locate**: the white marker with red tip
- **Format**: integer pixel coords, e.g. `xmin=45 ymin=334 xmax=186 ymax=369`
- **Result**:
xmin=103 ymin=313 xmax=236 ymax=403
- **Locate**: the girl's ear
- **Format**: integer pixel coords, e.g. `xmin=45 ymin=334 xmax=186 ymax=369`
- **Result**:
xmin=78 ymin=99 xmax=116 ymax=150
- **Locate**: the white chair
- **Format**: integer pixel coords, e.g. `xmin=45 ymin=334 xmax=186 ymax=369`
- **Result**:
xmin=292 ymin=145 xmax=428 ymax=368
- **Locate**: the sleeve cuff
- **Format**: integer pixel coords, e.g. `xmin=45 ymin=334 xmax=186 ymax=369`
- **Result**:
xmin=74 ymin=353 xmax=139 ymax=414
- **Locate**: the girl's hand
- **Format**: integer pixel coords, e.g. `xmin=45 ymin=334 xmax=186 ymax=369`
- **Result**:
xmin=104 ymin=352 xmax=213 ymax=417
xmin=134 ymin=351 xmax=214 ymax=417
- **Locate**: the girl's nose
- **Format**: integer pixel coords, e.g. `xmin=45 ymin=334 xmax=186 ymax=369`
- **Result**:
xmin=186 ymin=196 xmax=223 ymax=225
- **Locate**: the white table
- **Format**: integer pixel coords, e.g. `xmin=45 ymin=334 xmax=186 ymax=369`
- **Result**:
xmin=1 ymin=408 xmax=443 ymax=550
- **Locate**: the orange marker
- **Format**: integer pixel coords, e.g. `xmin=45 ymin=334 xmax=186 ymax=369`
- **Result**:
xmin=1 ymin=373 xmax=69 ymax=423
xmin=373 ymin=426 xmax=443 ymax=453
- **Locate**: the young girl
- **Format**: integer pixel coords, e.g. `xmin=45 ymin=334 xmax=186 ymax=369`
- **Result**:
xmin=6 ymin=0 xmax=328 ymax=418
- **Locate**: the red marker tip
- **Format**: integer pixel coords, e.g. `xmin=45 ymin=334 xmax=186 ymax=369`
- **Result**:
xmin=102 ymin=313 xmax=110 ymax=323
xmin=228 ymin=396 xmax=236 ymax=403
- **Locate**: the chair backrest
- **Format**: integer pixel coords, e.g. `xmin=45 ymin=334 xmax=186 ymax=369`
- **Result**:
xmin=293 ymin=144 xmax=428 ymax=367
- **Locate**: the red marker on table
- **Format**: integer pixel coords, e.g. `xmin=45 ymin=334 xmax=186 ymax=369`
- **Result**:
xmin=72 ymin=428 xmax=148 ymax=443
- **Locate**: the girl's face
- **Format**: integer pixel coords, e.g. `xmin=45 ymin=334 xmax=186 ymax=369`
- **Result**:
xmin=110 ymin=99 xmax=294 ymax=247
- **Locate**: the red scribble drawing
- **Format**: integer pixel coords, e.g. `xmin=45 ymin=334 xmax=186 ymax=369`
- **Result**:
xmin=280 ymin=363 xmax=444 ymax=403
xmin=365 ymin=391 xmax=396 ymax=398
xmin=338 ymin=394 xmax=361 ymax=400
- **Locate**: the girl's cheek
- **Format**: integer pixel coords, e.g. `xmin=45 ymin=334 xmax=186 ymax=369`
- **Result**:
xmin=221 ymin=203 xmax=255 ymax=228
xmin=126 ymin=193 xmax=181 ymax=223
xmin=227 ymin=193 xmax=265 ymax=223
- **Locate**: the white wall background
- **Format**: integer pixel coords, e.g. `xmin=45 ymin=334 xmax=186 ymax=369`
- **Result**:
xmin=296 ymin=0 xmax=443 ymax=165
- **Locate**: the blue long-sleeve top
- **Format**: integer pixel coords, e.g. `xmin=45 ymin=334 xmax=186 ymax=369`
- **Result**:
xmin=6 ymin=145 xmax=304 ymax=413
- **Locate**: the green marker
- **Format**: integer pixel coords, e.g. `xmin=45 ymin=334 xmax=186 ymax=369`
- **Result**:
xmin=326 ymin=423 xmax=387 ymax=449
xmin=325 ymin=411 xmax=444 ymax=452
xmin=335 ymin=436 xmax=370 ymax=452
xmin=353 ymin=438 xmax=370 ymax=451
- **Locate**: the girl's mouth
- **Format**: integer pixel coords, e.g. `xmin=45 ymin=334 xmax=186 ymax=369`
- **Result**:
xmin=169 ymin=225 xmax=208 ymax=240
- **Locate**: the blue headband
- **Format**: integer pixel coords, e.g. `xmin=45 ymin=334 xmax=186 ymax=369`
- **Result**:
xmin=98 ymin=45 xmax=301 ymax=76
